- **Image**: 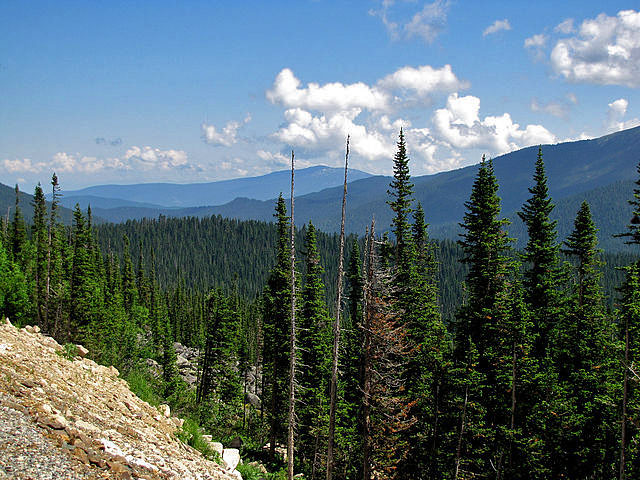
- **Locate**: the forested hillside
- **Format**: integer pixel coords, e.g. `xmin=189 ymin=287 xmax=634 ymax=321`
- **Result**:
xmin=3 ymin=131 xmax=640 ymax=478
xmin=73 ymin=126 xmax=640 ymax=253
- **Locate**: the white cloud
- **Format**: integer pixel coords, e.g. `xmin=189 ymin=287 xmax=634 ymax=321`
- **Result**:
xmin=524 ymin=33 xmax=547 ymax=48
xmin=257 ymin=149 xmax=291 ymax=167
xmin=404 ymin=0 xmax=450 ymax=43
xmin=432 ymin=93 xmax=556 ymax=153
xmin=266 ymin=65 xmax=560 ymax=176
xmin=123 ymin=146 xmax=189 ymax=170
xmin=273 ymin=107 xmax=395 ymax=162
xmin=555 ymin=18 xmax=575 ymax=34
xmin=3 ymin=153 xmax=129 ymax=175
xmin=483 ymin=19 xmax=511 ymax=37
xmin=202 ymin=114 xmax=251 ymax=146
xmin=550 ymin=10 xmax=640 ymax=87
xmin=378 ymin=64 xmax=469 ymax=97
xmin=530 ymin=98 xmax=569 ymax=118
xmin=370 ymin=0 xmax=450 ymax=44
xmin=267 ymin=68 xmax=389 ymax=112
xmin=607 ymin=98 xmax=640 ymax=132
xmin=2 ymin=158 xmax=47 ymax=173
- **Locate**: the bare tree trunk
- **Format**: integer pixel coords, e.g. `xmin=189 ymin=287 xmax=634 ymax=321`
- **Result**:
xmin=361 ymin=219 xmax=374 ymax=480
xmin=620 ymin=316 xmax=629 ymax=480
xmin=287 ymin=151 xmax=297 ymax=480
xmin=454 ymin=384 xmax=469 ymax=480
xmin=326 ymin=136 xmax=350 ymax=480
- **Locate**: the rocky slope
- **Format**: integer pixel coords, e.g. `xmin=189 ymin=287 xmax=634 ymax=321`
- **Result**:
xmin=0 ymin=318 xmax=240 ymax=480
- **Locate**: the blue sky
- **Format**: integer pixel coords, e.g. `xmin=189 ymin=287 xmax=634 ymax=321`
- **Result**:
xmin=1 ymin=1 xmax=639 ymax=190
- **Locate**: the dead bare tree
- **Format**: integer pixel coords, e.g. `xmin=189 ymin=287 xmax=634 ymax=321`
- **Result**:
xmin=288 ymin=150 xmax=297 ymax=480
xmin=361 ymin=219 xmax=374 ymax=480
xmin=326 ymin=136 xmax=349 ymax=480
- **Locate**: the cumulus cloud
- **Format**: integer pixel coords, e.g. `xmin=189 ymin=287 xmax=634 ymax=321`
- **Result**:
xmin=265 ymin=65 xmax=560 ymax=175
xmin=483 ymin=19 xmax=511 ymax=36
xmin=123 ymin=146 xmax=188 ymax=170
xmin=267 ymin=68 xmax=389 ymax=112
xmin=378 ymin=64 xmax=469 ymax=98
xmin=272 ymin=107 xmax=395 ymax=162
xmin=2 ymin=145 xmax=195 ymax=178
xmin=551 ymin=10 xmax=640 ymax=87
xmin=370 ymin=0 xmax=450 ymax=44
xmin=2 ymin=158 xmax=47 ymax=174
xmin=201 ymin=114 xmax=251 ymax=146
xmin=607 ymin=98 xmax=640 ymax=132
xmin=432 ymin=93 xmax=556 ymax=153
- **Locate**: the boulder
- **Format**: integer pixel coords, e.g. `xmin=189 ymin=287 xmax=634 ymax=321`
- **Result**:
xmin=159 ymin=404 xmax=170 ymax=418
xmin=211 ymin=442 xmax=224 ymax=456
xmin=245 ymin=392 xmax=261 ymax=408
xmin=76 ymin=344 xmax=89 ymax=358
xmin=222 ymin=448 xmax=240 ymax=471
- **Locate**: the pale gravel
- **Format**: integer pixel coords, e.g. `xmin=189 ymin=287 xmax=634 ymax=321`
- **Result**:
xmin=0 ymin=393 xmax=95 ymax=480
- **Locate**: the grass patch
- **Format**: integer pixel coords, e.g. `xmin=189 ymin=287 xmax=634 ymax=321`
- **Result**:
xmin=124 ymin=369 xmax=163 ymax=407
xmin=175 ymin=418 xmax=222 ymax=463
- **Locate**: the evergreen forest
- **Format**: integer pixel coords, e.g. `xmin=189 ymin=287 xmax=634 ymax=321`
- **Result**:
xmin=3 ymin=131 xmax=640 ymax=480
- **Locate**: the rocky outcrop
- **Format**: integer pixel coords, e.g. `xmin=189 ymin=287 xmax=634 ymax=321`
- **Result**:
xmin=173 ymin=342 xmax=199 ymax=388
xmin=0 ymin=318 xmax=241 ymax=480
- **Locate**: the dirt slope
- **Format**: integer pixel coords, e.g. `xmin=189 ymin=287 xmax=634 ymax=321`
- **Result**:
xmin=0 ymin=318 xmax=237 ymax=480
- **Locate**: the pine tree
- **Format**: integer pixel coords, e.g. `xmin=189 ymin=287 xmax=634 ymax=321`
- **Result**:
xmin=401 ymin=202 xmax=451 ymax=478
xmin=32 ymin=183 xmax=48 ymax=327
xmin=10 ymin=184 xmax=27 ymax=268
xmin=339 ymin=239 xmax=364 ymax=477
xmin=262 ymin=194 xmax=293 ymax=459
xmin=70 ymin=205 xmax=101 ymax=338
xmin=618 ymin=263 xmax=640 ymax=479
xmin=456 ymin=156 xmax=511 ymax=353
xmin=386 ymin=128 xmax=416 ymax=306
xmin=454 ymin=156 xmax=514 ymax=477
xmin=298 ymin=222 xmax=332 ymax=479
xmin=121 ymin=234 xmax=138 ymax=314
xmin=549 ymin=200 xmax=619 ymax=477
xmin=517 ymin=147 xmax=560 ymax=356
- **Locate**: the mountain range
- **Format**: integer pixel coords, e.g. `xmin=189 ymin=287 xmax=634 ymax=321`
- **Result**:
xmin=59 ymin=165 xmax=371 ymax=208
xmin=4 ymin=125 xmax=640 ymax=252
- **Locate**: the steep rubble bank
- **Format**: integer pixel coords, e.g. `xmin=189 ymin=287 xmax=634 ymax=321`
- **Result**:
xmin=0 ymin=319 xmax=240 ymax=480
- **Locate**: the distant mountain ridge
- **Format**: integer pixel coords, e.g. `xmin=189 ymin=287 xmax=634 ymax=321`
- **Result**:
xmin=61 ymin=165 xmax=371 ymax=208
xmin=86 ymin=125 xmax=640 ymax=252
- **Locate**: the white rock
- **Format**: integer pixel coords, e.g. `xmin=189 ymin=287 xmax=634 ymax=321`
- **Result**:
xmin=223 ymin=448 xmax=240 ymax=471
xmin=99 ymin=438 xmax=125 ymax=458
xmin=125 ymin=454 xmax=158 ymax=472
xmin=211 ymin=442 xmax=224 ymax=456
xmin=230 ymin=469 xmax=243 ymax=480
xmin=76 ymin=344 xmax=89 ymax=358
xmin=159 ymin=404 xmax=170 ymax=418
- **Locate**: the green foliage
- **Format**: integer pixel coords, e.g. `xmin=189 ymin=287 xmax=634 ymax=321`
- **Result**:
xmin=125 ymin=369 xmax=163 ymax=407
xmin=175 ymin=418 xmax=221 ymax=463
xmin=55 ymin=343 xmax=78 ymax=361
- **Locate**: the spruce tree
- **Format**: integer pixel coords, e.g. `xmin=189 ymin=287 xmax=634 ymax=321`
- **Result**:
xmin=10 ymin=184 xmax=27 ymax=268
xmin=517 ymin=147 xmax=560 ymax=356
xmin=32 ymin=183 xmax=48 ymax=327
xmin=262 ymin=194 xmax=293 ymax=459
xmin=386 ymin=128 xmax=416 ymax=305
xmin=298 ymin=222 xmax=332 ymax=479
xmin=550 ymin=200 xmax=619 ymax=477
xmin=454 ymin=156 xmax=514 ymax=477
